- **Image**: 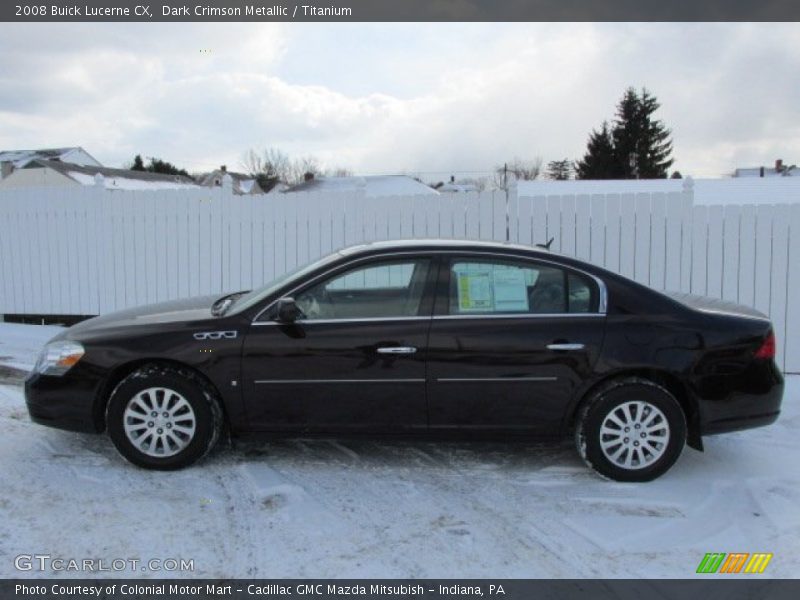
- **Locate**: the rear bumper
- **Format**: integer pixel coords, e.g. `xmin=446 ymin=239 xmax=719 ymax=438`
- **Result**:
xmin=697 ymin=360 xmax=784 ymax=436
xmin=25 ymin=370 xmax=103 ymax=434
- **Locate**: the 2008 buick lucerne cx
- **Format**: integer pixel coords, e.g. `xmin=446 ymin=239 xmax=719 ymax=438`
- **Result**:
xmin=25 ymin=240 xmax=783 ymax=481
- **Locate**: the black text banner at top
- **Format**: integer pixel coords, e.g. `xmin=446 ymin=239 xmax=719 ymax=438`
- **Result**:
xmin=2 ymin=0 xmax=798 ymax=22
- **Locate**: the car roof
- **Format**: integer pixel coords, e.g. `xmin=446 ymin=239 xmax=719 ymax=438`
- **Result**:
xmin=338 ymin=238 xmax=552 ymax=257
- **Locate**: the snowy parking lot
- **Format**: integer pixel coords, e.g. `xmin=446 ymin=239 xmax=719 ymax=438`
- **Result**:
xmin=1 ymin=322 xmax=798 ymax=578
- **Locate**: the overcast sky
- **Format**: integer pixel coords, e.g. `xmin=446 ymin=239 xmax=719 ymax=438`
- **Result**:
xmin=0 ymin=22 xmax=798 ymax=180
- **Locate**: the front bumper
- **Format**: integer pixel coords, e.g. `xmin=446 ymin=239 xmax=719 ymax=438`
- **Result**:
xmin=25 ymin=370 xmax=103 ymax=434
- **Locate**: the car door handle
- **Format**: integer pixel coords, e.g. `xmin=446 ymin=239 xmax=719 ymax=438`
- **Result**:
xmin=546 ymin=343 xmax=585 ymax=351
xmin=376 ymin=346 xmax=417 ymax=355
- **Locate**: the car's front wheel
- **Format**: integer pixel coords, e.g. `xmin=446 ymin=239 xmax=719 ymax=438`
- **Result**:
xmin=106 ymin=364 xmax=223 ymax=470
xmin=575 ymin=378 xmax=687 ymax=482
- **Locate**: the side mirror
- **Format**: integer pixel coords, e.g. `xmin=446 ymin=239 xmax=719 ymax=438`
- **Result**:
xmin=276 ymin=297 xmax=301 ymax=323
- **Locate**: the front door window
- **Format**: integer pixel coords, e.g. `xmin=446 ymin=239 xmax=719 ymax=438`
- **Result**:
xmin=295 ymin=259 xmax=432 ymax=320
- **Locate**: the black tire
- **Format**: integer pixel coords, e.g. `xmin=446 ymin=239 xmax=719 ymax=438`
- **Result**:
xmin=106 ymin=364 xmax=223 ymax=470
xmin=574 ymin=377 xmax=687 ymax=482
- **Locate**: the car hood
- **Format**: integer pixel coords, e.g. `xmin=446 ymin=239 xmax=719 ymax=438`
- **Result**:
xmin=663 ymin=291 xmax=768 ymax=320
xmin=59 ymin=294 xmax=222 ymax=339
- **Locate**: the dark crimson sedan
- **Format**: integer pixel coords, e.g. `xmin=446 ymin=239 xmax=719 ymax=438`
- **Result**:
xmin=25 ymin=240 xmax=783 ymax=481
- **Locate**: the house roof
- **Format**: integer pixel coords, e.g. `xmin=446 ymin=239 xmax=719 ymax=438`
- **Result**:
xmin=26 ymin=159 xmax=199 ymax=190
xmin=0 ymin=147 xmax=101 ymax=168
xmin=197 ymin=169 xmax=264 ymax=194
xmin=284 ymin=175 xmax=439 ymax=197
xmin=198 ymin=169 xmax=253 ymax=185
xmin=438 ymin=182 xmax=479 ymax=193
xmin=734 ymin=166 xmax=797 ymax=177
xmin=516 ymin=177 xmax=800 ymax=206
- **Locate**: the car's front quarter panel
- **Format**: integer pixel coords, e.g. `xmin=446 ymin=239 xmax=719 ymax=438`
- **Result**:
xmin=25 ymin=315 xmax=247 ymax=434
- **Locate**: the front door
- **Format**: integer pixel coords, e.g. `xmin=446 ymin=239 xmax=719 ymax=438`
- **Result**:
xmin=426 ymin=255 xmax=606 ymax=434
xmin=242 ymin=256 xmax=435 ymax=432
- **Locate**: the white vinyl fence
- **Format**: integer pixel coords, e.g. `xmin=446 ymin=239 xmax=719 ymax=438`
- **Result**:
xmin=0 ymin=181 xmax=798 ymax=372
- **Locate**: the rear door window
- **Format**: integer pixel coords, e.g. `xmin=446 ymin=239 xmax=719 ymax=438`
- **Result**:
xmin=447 ymin=258 xmax=597 ymax=315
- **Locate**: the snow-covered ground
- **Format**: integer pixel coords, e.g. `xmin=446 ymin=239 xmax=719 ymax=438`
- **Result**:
xmin=0 ymin=322 xmax=798 ymax=578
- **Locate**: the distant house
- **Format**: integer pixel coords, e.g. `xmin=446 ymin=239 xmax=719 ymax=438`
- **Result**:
xmin=197 ymin=166 xmax=265 ymax=195
xmin=734 ymin=159 xmax=797 ymax=178
xmin=284 ymin=174 xmax=439 ymax=197
xmin=437 ymin=176 xmax=479 ymax=193
xmin=0 ymin=146 xmax=101 ymax=179
xmin=438 ymin=182 xmax=479 ymax=193
xmin=0 ymin=159 xmax=199 ymax=190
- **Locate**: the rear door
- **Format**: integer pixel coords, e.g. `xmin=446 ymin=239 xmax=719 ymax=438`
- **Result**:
xmin=426 ymin=253 xmax=606 ymax=434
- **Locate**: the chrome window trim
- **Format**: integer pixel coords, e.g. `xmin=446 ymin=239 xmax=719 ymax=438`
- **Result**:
xmin=252 ymin=316 xmax=430 ymax=326
xmin=432 ymin=313 xmax=605 ymax=321
xmin=436 ymin=376 xmax=558 ymax=383
xmin=251 ymin=248 xmax=608 ymax=324
xmin=252 ymin=312 xmax=604 ymax=326
xmin=255 ymin=378 xmax=426 ymax=384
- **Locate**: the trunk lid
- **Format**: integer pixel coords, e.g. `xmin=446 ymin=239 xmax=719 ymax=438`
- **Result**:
xmin=662 ymin=291 xmax=769 ymax=321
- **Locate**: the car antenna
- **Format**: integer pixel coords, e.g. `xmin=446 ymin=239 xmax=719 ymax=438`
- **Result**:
xmin=536 ymin=237 xmax=554 ymax=250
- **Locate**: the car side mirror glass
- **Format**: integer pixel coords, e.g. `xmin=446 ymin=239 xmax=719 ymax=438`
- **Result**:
xmin=276 ymin=297 xmax=301 ymax=323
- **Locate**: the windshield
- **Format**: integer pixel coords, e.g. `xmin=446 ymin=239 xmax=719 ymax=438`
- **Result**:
xmin=225 ymin=250 xmax=344 ymax=316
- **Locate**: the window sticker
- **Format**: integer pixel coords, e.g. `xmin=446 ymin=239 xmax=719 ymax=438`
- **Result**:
xmin=457 ymin=270 xmax=493 ymax=312
xmin=492 ymin=268 xmax=529 ymax=312
xmin=454 ymin=263 xmax=533 ymax=313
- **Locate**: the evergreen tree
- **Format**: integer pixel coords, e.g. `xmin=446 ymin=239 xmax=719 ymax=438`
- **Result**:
xmin=546 ymin=159 xmax=573 ymax=180
xmin=146 ymin=158 xmax=190 ymax=178
xmin=575 ymin=122 xmax=618 ymax=179
xmin=635 ymin=89 xmax=673 ymax=178
xmin=576 ymin=88 xmax=674 ymax=179
xmin=616 ymin=88 xmax=673 ymax=178
xmin=611 ymin=88 xmax=643 ymax=178
xmin=128 ymin=155 xmax=189 ymax=177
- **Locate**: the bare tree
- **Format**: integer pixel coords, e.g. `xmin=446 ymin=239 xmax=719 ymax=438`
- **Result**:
xmin=241 ymin=147 xmax=354 ymax=187
xmin=241 ymin=147 xmax=292 ymax=182
xmin=492 ymin=157 xmax=543 ymax=190
xmin=460 ymin=176 xmax=488 ymax=193
xmin=287 ymin=155 xmax=323 ymax=185
xmin=241 ymin=148 xmax=263 ymax=176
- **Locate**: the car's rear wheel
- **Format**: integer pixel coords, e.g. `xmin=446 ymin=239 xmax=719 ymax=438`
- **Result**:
xmin=106 ymin=364 xmax=223 ymax=470
xmin=575 ymin=378 xmax=687 ymax=482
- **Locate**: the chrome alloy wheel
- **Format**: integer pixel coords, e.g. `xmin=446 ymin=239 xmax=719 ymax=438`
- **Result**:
xmin=599 ymin=400 xmax=670 ymax=470
xmin=122 ymin=387 xmax=196 ymax=457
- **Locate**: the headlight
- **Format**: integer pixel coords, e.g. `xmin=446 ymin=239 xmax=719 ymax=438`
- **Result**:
xmin=33 ymin=341 xmax=85 ymax=376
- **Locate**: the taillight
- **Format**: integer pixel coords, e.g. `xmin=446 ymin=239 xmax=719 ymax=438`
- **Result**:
xmin=754 ymin=331 xmax=776 ymax=360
